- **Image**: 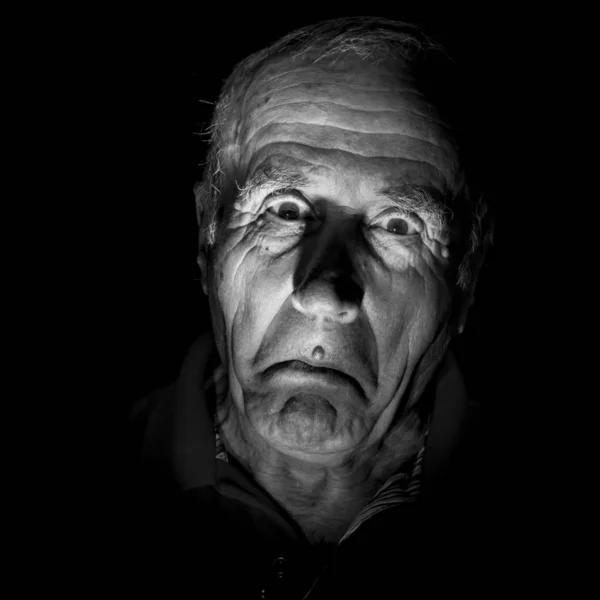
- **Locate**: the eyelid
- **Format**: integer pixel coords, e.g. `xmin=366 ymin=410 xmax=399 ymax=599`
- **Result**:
xmin=266 ymin=188 xmax=307 ymax=202
xmin=234 ymin=184 xmax=305 ymax=212
xmin=265 ymin=190 xmax=316 ymax=217
xmin=371 ymin=208 xmax=422 ymax=232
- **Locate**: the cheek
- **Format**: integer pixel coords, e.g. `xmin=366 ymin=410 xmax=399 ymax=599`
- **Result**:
xmin=211 ymin=232 xmax=258 ymax=321
xmin=213 ymin=236 xmax=296 ymax=354
xmin=365 ymin=285 xmax=412 ymax=373
xmin=366 ymin=263 xmax=447 ymax=367
xmin=239 ymin=255 xmax=295 ymax=326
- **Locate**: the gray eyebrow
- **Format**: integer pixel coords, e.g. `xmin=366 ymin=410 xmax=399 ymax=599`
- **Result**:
xmin=236 ymin=164 xmax=311 ymax=204
xmin=237 ymin=167 xmax=451 ymax=229
xmin=378 ymin=184 xmax=451 ymax=229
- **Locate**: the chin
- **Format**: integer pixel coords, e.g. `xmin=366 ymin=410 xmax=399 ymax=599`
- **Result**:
xmin=252 ymin=393 xmax=363 ymax=458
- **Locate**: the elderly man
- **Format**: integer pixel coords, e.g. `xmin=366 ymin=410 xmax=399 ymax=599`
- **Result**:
xmin=132 ymin=16 xmax=493 ymax=599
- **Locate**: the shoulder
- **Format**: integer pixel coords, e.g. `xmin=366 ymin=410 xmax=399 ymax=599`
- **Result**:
xmin=129 ymin=332 xmax=216 ymax=449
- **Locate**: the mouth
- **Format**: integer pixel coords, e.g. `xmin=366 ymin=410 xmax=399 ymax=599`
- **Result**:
xmin=263 ymin=360 xmax=365 ymax=399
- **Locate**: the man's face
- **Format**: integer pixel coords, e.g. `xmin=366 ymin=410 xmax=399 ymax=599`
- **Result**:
xmin=205 ymin=54 xmax=463 ymax=462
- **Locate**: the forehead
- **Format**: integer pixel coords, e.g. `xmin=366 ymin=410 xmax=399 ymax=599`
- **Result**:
xmin=234 ymin=53 xmax=464 ymax=196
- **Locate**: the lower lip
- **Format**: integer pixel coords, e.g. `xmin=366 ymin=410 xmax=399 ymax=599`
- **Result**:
xmin=266 ymin=368 xmax=364 ymax=402
xmin=267 ymin=361 xmax=351 ymax=382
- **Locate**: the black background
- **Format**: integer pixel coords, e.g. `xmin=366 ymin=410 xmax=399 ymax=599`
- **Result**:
xmin=86 ymin=5 xmax=541 ymax=585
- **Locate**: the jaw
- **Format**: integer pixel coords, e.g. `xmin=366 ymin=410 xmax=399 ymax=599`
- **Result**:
xmin=273 ymin=394 xmax=338 ymax=448
xmin=253 ymin=395 xmax=367 ymax=462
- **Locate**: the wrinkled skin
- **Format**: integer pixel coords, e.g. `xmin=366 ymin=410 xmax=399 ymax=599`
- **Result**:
xmin=199 ymin=54 xmax=468 ymax=542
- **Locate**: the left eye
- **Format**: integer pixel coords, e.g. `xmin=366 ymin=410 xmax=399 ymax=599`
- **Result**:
xmin=267 ymin=197 xmax=315 ymax=221
xmin=376 ymin=215 xmax=419 ymax=236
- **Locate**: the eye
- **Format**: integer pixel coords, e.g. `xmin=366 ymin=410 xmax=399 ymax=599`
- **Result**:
xmin=266 ymin=195 xmax=315 ymax=222
xmin=273 ymin=201 xmax=301 ymax=220
xmin=372 ymin=212 xmax=420 ymax=236
xmin=384 ymin=217 xmax=418 ymax=235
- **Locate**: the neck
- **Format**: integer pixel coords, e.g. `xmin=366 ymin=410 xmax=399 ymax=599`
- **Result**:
xmin=217 ymin=398 xmax=424 ymax=544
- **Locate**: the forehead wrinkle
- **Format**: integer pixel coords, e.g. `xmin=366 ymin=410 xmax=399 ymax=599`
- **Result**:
xmin=243 ymin=125 xmax=456 ymax=184
xmin=245 ymin=101 xmax=444 ymax=146
xmin=246 ymin=122 xmax=448 ymax=152
xmin=246 ymin=54 xmax=424 ymax=95
xmin=241 ymin=59 xmax=428 ymax=131
xmin=248 ymin=78 xmax=427 ymax=101
xmin=244 ymin=144 xmax=453 ymax=192
xmin=244 ymin=151 xmax=332 ymax=182
xmin=243 ymin=79 xmax=429 ymax=130
xmin=249 ymin=98 xmax=437 ymax=125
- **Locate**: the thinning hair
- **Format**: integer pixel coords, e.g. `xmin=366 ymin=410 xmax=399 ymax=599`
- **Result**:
xmin=194 ymin=16 xmax=493 ymax=291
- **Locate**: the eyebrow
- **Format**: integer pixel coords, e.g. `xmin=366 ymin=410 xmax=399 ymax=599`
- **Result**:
xmin=236 ymin=164 xmax=311 ymax=205
xmin=237 ymin=164 xmax=451 ymax=228
xmin=378 ymin=184 xmax=451 ymax=229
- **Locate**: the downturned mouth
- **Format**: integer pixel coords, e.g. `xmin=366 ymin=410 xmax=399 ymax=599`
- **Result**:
xmin=263 ymin=360 xmax=365 ymax=399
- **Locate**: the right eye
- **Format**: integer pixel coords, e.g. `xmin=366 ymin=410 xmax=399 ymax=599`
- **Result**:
xmin=378 ymin=215 xmax=419 ymax=236
xmin=370 ymin=209 xmax=421 ymax=238
xmin=266 ymin=195 xmax=316 ymax=222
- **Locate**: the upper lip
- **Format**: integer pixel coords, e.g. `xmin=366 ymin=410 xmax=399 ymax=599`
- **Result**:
xmin=263 ymin=359 xmax=366 ymax=399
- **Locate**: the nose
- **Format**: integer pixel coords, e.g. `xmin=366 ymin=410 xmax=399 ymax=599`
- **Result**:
xmin=292 ymin=245 xmax=363 ymax=324
xmin=292 ymin=279 xmax=360 ymax=323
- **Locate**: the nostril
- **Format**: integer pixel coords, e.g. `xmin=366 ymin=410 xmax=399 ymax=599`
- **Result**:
xmin=291 ymin=279 xmax=361 ymax=322
xmin=337 ymin=307 xmax=359 ymax=324
xmin=333 ymin=277 xmax=363 ymax=307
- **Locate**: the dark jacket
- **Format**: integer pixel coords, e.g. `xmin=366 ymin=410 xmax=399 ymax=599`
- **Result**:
xmin=127 ymin=333 xmax=490 ymax=598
